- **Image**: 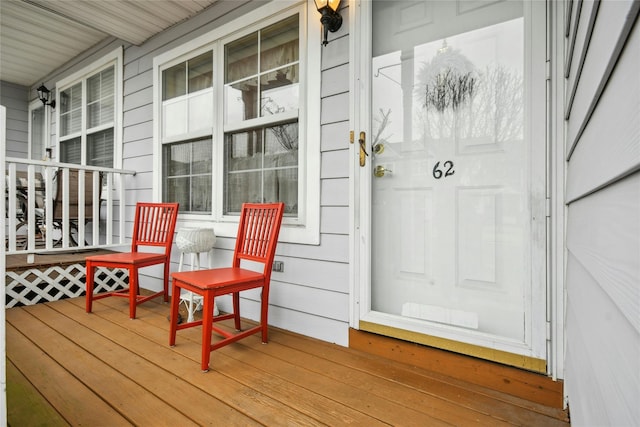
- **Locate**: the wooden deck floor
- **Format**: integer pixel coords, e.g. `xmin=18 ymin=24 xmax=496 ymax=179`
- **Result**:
xmin=6 ymin=296 xmax=570 ymax=426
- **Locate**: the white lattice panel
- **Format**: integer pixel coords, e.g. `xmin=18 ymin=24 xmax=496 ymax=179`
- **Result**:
xmin=5 ymin=265 xmax=127 ymax=308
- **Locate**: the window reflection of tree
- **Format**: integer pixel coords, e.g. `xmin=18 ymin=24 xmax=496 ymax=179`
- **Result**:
xmin=415 ymin=42 xmax=524 ymax=143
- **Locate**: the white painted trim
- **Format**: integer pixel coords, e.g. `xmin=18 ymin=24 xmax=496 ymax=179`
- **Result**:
xmin=152 ymin=1 xmax=321 ymax=244
xmin=0 ymin=105 xmax=8 ymax=427
xmin=549 ymin=0 xmax=567 ymax=383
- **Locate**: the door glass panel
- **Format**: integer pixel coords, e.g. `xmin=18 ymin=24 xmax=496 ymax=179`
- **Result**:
xmin=370 ymin=1 xmax=530 ymax=342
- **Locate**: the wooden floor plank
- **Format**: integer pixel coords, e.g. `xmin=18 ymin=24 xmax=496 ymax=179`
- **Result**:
xmin=7 ymin=295 xmax=570 ymax=426
xmin=7 ymin=306 xmax=199 ymax=426
xmin=86 ymin=297 xmax=453 ymax=426
xmin=350 ymin=328 xmax=564 ymax=408
xmin=62 ymin=297 xmax=328 ymax=426
xmin=6 ymin=359 xmax=69 ymax=427
xmin=91 ymin=297 xmax=508 ymax=426
xmin=6 ymin=321 xmax=131 ymax=426
xmin=268 ymin=328 xmax=570 ymax=425
xmin=29 ymin=300 xmax=261 ymax=427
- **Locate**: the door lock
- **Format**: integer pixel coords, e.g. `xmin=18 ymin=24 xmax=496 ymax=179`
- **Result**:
xmin=374 ymin=165 xmax=392 ymax=177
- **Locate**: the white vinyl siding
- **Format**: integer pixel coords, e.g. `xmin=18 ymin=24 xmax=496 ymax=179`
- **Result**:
xmin=563 ymin=1 xmax=640 ymax=425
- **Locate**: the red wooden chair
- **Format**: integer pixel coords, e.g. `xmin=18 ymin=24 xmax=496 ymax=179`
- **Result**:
xmin=85 ymin=202 xmax=179 ymax=319
xmin=169 ymin=202 xmax=284 ymax=371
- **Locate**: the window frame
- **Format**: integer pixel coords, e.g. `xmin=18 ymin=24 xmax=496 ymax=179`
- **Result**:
xmin=55 ymin=47 xmax=123 ymax=169
xmin=153 ymin=1 xmax=321 ymax=244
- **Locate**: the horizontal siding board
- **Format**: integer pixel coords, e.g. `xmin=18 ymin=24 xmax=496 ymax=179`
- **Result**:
xmin=279 ymin=234 xmax=349 ymax=263
xmin=268 ymin=304 xmax=349 ymax=346
xmin=320 ymin=206 xmax=349 ymax=235
xmin=564 ymin=0 xmax=583 ymax=78
xmin=321 ymin=177 xmax=349 ymax=206
xmin=321 ymin=149 xmax=349 ymax=179
xmin=321 ymin=121 xmax=350 ymax=152
xmin=123 ymin=87 xmax=152 ymax=111
xmin=566 ymin=174 xmax=640 ymax=333
xmin=321 ymin=92 xmax=350 ymax=124
xmin=275 ymin=258 xmax=349 ymax=294
xmin=270 ymin=281 xmax=349 ymax=322
xmin=564 ymin=0 xmax=599 ymax=117
xmin=123 ymin=104 xmax=153 ymax=127
xmin=566 ymin=0 xmax=640 ymax=157
xmin=123 ymin=69 xmax=152 ymax=96
xmin=565 ymin=253 xmax=640 ymax=426
xmin=122 ymin=121 xmax=153 ymax=143
xmin=566 ymin=21 xmax=640 ymax=202
xmin=321 ymin=64 xmax=349 ymax=97
xmin=122 ymin=138 xmax=153 ymax=159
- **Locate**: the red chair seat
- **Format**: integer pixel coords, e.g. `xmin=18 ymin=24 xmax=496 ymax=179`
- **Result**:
xmin=172 ymin=268 xmax=264 ymax=290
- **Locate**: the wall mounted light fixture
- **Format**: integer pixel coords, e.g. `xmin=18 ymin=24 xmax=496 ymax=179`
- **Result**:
xmin=314 ymin=0 xmax=342 ymax=46
xmin=36 ymin=84 xmax=56 ymax=109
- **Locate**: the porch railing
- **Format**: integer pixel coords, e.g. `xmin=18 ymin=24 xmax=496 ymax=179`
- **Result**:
xmin=4 ymin=157 xmax=136 ymax=256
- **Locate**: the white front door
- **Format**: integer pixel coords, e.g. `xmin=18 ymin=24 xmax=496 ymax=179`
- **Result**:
xmin=354 ymin=0 xmax=547 ymax=364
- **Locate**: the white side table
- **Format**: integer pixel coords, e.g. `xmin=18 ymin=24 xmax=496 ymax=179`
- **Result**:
xmin=175 ymin=227 xmax=217 ymax=322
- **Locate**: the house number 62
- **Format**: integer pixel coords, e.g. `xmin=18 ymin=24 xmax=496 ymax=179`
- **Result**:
xmin=432 ymin=161 xmax=455 ymax=179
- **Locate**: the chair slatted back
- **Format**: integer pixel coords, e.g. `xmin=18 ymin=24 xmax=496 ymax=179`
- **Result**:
xmin=233 ymin=203 xmax=285 ymax=274
xmin=131 ymin=202 xmax=180 ymax=254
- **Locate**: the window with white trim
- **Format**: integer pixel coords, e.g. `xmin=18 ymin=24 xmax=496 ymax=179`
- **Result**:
xmin=155 ymin=1 xmax=321 ymax=243
xmin=57 ymin=49 xmax=121 ymax=168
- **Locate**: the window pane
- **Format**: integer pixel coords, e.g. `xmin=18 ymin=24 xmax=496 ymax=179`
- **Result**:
xmin=163 ymin=139 xmax=212 ymax=213
xmin=226 ymin=129 xmax=262 ymax=172
xmin=260 ymin=65 xmax=299 ymax=116
xmin=260 ymin=15 xmax=299 ymax=71
xmin=30 ymin=107 xmax=45 ymax=160
xmin=224 ymin=122 xmax=298 ymax=215
xmin=163 ymin=63 xmax=186 ymax=100
xmin=188 ymin=51 xmax=213 ymax=93
xmin=165 ymin=176 xmax=190 ymax=210
xmin=87 ymin=128 xmax=114 ymax=167
xmin=265 ymin=122 xmax=298 ymax=167
xmin=87 ymin=66 xmax=115 ymax=128
xmin=265 ymin=169 xmax=298 ymax=214
xmin=60 ymin=83 xmax=82 ymax=136
xmin=225 ymin=170 xmax=261 ymax=214
xmin=225 ymin=77 xmax=259 ymax=122
xmin=60 ymin=137 xmax=81 ymax=164
xmin=225 ymin=32 xmax=258 ymax=83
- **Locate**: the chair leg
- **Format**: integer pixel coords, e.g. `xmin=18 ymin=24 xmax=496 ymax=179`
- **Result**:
xmin=201 ymin=292 xmax=214 ymax=372
xmin=163 ymin=261 xmax=170 ymax=302
xmin=169 ymin=280 xmax=180 ymax=347
xmin=128 ymin=267 xmax=137 ymax=319
xmin=85 ymin=262 xmax=95 ymax=313
xmin=232 ymin=292 xmax=241 ymax=330
xmin=260 ymin=287 xmax=269 ymax=343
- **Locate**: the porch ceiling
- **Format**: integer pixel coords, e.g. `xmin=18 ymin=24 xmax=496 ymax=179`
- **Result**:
xmin=0 ymin=0 xmax=218 ymax=88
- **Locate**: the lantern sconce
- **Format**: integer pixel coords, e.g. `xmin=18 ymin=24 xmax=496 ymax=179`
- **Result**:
xmin=314 ymin=0 xmax=342 ymax=46
xmin=36 ymin=84 xmax=56 ymax=109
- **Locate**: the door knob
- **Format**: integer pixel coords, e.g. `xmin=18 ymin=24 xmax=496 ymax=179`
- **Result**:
xmin=374 ymin=165 xmax=392 ymax=177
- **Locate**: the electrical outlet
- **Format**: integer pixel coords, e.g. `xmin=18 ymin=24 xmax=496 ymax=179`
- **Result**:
xmin=272 ymin=260 xmax=284 ymax=272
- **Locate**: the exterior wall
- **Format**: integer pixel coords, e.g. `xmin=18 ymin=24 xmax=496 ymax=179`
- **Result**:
xmin=563 ymin=1 xmax=640 ymax=425
xmin=0 ymin=81 xmax=28 ymax=158
xmin=41 ymin=0 xmax=352 ymax=346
